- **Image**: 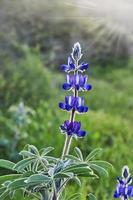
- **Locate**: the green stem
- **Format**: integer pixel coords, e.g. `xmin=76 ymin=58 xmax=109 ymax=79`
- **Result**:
xmin=61 ymin=135 xmax=72 ymax=159
xmin=61 ymin=61 xmax=78 ymax=159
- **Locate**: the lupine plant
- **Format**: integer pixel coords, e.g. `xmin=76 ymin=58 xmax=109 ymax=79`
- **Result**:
xmin=0 ymin=43 xmax=111 ymax=200
xmin=114 ymin=166 xmax=133 ymax=199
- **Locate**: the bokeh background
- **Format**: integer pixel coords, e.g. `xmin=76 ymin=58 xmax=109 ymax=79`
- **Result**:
xmin=0 ymin=0 xmax=133 ymax=199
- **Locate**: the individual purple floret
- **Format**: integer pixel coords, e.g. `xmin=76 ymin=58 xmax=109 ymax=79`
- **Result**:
xmin=114 ymin=166 xmax=133 ymax=199
xmin=61 ymin=56 xmax=75 ymax=73
xmin=60 ymin=120 xmax=86 ymax=137
xmin=59 ymin=96 xmax=88 ymax=113
xmin=62 ymin=74 xmax=92 ymax=91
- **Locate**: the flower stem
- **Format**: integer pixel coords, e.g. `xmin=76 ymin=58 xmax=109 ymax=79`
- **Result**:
xmin=61 ymin=61 xmax=79 ymax=159
xmin=61 ymin=135 xmax=72 ymax=159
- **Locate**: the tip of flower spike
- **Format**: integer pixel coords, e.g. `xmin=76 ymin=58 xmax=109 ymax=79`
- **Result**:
xmin=71 ymin=42 xmax=82 ymax=61
xmin=122 ymin=165 xmax=130 ymax=179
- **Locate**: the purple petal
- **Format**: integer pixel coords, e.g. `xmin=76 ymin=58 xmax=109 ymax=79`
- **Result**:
xmin=79 ymin=62 xmax=89 ymax=71
xmin=84 ymin=84 xmax=92 ymax=91
xmin=77 ymin=130 xmax=86 ymax=137
xmin=75 ymin=85 xmax=80 ymax=90
xmin=62 ymin=83 xmax=71 ymax=90
xmin=59 ymin=102 xmax=66 ymax=110
xmin=73 ymin=121 xmax=81 ymax=132
xmin=114 ymin=190 xmax=120 ymax=198
xmin=77 ymin=106 xmax=88 ymax=113
xmin=61 ymin=64 xmax=69 ymax=72
xmin=64 ymin=120 xmax=70 ymax=127
xmin=65 ymin=105 xmax=72 ymax=111
xmin=76 ymin=97 xmax=84 ymax=107
xmin=75 ymin=74 xmax=80 ymax=85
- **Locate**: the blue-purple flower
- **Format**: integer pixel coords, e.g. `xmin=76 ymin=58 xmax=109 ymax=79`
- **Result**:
xmin=59 ymin=96 xmax=88 ymax=113
xmin=62 ymin=74 xmax=92 ymax=91
xmin=61 ymin=56 xmax=75 ymax=73
xmin=59 ymin=42 xmax=91 ymax=140
xmin=114 ymin=166 xmax=133 ymax=199
xmin=60 ymin=120 xmax=86 ymax=137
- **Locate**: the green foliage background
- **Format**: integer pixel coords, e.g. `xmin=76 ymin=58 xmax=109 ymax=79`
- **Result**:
xmin=0 ymin=1 xmax=133 ymax=199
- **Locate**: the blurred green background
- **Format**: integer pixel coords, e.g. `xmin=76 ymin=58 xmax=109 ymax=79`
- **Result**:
xmin=0 ymin=0 xmax=133 ymax=199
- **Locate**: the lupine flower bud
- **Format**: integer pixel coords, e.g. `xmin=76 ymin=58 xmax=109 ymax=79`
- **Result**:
xmin=71 ymin=42 xmax=82 ymax=61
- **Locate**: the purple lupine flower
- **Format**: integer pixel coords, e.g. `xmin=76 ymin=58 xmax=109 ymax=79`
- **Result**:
xmin=62 ymin=74 xmax=92 ymax=91
xmin=61 ymin=56 xmax=75 ymax=72
xmin=59 ymin=96 xmax=88 ymax=113
xmin=114 ymin=166 xmax=133 ymax=199
xmin=78 ymin=62 xmax=89 ymax=72
xmin=59 ymin=43 xmax=91 ymax=144
xmin=60 ymin=120 xmax=86 ymax=137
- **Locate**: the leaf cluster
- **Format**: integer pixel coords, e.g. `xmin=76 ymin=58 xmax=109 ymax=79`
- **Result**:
xmin=0 ymin=145 xmax=112 ymax=200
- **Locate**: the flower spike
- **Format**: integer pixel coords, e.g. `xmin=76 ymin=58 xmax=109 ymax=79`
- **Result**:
xmin=60 ymin=42 xmax=92 ymax=158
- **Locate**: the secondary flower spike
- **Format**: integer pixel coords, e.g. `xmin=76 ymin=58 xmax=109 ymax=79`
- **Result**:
xmin=114 ymin=166 xmax=133 ymax=199
xmin=59 ymin=42 xmax=92 ymax=140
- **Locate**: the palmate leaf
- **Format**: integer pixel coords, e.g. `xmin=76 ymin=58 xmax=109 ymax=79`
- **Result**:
xmin=87 ymin=193 xmax=97 ymax=200
xmin=0 ymin=159 xmax=15 ymax=170
xmin=85 ymin=148 xmax=102 ymax=162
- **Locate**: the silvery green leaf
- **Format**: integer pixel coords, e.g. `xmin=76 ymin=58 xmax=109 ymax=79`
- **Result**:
xmin=89 ymin=161 xmax=112 ymax=170
xmin=14 ymin=157 xmax=35 ymax=172
xmin=28 ymin=145 xmax=39 ymax=155
xmin=87 ymin=193 xmax=97 ymax=200
xmin=8 ymin=178 xmax=27 ymax=190
xmin=25 ymin=174 xmax=51 ymax=185
xmin=72 ymin=176 xmax=81 ymax=187
xmin=74 ymin=147 xmax=83 ymax=161
xmin=40 ymin=147 xmax=54 ymax=156
xmin=89 ymin=164 xmax=108 ymax=177
xmin=0 ymin=189 xmax=9 ymax=199
xmin=66 ymin=193 xmax=81 ymax=200
xmin=54 ymin=172 xmax=74 ymax=179
xmin=0 ymin=159 xmax=15 ymax=170
xmin=64 ymin=155 xmax=80 ymax=162
xmin=0 ymin=187 xmax=6 ymax=195
xmin=19 ymin=150 xmax=35 ymax=158
xmin=62 ymin=164 xmax=93 ymax=177
xmin=85 ymin=148 xmax=102 ymax=162
xmin=0 ymin=174 xmax=22 ymax=186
